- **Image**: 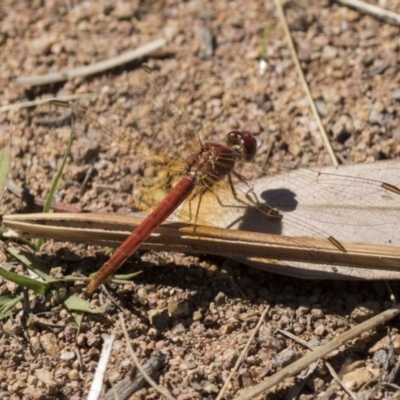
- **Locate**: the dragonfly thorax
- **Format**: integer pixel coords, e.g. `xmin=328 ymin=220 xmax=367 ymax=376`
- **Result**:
xmin=185 ymin=142 xmax=236 ymax=188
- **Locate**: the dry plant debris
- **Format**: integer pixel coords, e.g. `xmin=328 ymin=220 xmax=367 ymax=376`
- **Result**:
xmin=1 ymin=0 xmax=400 ymax=399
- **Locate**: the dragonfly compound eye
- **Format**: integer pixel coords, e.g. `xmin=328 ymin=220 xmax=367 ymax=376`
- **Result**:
xmin=226 ymin=131 xmax=257 ymax=162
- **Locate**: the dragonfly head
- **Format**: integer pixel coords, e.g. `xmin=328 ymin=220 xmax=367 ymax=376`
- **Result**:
xmin=226 ymin=131 xmax=257 ymax=162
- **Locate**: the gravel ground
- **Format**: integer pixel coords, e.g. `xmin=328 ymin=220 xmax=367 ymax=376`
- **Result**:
xmin=1 ymin=0 xmax=400 ymax=399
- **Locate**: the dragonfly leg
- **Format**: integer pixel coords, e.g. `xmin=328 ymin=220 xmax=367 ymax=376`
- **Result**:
xmin=228 ymin=173 xmax=283 ymax=220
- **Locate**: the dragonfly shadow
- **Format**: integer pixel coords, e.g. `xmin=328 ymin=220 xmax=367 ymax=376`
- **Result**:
xmin=238 ymin=188 xmax=298 ymax=235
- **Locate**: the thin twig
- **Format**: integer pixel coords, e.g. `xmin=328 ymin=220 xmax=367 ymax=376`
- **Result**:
xmin=274 ymin=0 xmax=339 ymax=166
xmin=88 ymin=335 xmax=115 ymax=400
xmin=279 ymin=329 xmax=357 ymax=399
xmin=101 ymin=352 xmax=166 ymax=400
xmin=112 ymin=313 xmax=174 ymax=400
xmin=324 ymin=362 xmax=357 ymax=398
xmin=15 ymin=38 xmax=166 ymax=86
xmin=286 ymin=359 xmax=319 ymax=399
xmin=233 ymin=303 xmax=400 ymax=400
xmin=98 ymin=285 xmax=127 ymax=316
xmin=0 ymin=93 xmax=95 ymax=114
xmin=216 ymin=306 xmax=270 ymax=400
xmin=336 ymin=0 xmax=400 ymax=26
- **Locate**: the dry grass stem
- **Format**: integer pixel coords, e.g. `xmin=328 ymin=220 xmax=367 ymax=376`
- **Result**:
xmin=87 ymin=335 xmax=115 ymax=400
xmin=115 ymin=313 xmax=175 ymax=400
xmin=216 ymin=306 xmax=270 ymax=400
xmin=279 ymin=329 xmax=357 ymax=399
xmin=4 ymin=212 xmax=400 ymax=280
xmin=0 ymin=94 xmax=95 ymax=114
xmin=274 ymin=0 xmax=339 ymax=166
xmin=233 ymin=304 xmax=400 ymax=399
xmin=15 ymin=38 xmax=166 ymax=86
xmin=336 ymin=0 xmax=400 ymax=26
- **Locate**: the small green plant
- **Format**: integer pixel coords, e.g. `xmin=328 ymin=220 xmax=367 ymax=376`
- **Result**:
xmin=32 ymin=123 xmax=75 ymax=250
xmin=0 ymin=245 xmax=141 ymax=322
xmin=0 ymin=117 xmax=140 ymax=323
xmin=259 ymin=24 xmax=271 ymax=62
xmin=0 ymin=130 xmax=10 ymax=203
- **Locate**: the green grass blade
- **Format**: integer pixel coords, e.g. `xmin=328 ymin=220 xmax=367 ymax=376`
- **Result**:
xmin=72 ymin=310 xmax=85 ymax=329
xmin=259 ymin=24 xmax=271 ymax=61
xmin=0 ymin=295 xmax=24 ymax=320
xmin=0 ymin=130 xmax=11 ymax=205
xmin=114 ymin=271 xmax=142 ymax=280
xmin=33 ymin=123 xmax=74 ymax=250
xmin=64 ymin=295 xmax=102 ymax=314
xmin=7 ymin=247 xmax=51 ymax=280
xmin=0 ymin=264 xmax=50 ymax=295
xmin=0 ymin=295 xmax=18 ymax=306
xmin=43 ymin=125 xmax=74 ymax=213
xmin=87 ymin=270 xmax=142 ymax=281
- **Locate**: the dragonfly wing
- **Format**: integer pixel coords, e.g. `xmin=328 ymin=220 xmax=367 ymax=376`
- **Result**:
xmin=179 ymin=159 xmax=400 ymax=245
xmin=211 ymin=159 xmax=400 ymax=245
xmin=30 ymin=66 xmax=203 ymax=213
xmin=179 ymin=160 xmax=400 ymax=280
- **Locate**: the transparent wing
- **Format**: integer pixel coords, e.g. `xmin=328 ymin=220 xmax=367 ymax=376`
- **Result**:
xmin=179 ymin=161 xmax=400 ymax=280
xmin=27 ymin=66 xmax=203 ymax=213
xmin=34 ymin=66 xmax=202 ymax=160
xmin=180 ymin=159 xmax=400 ymax=248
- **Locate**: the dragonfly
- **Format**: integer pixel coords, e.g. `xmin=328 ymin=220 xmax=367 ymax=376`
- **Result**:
xmin=30 ymin=65 xmax=400 ymax=293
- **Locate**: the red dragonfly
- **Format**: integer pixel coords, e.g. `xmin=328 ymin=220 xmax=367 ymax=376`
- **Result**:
xmin=31 ymin=65 xmax=400 ymax=293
